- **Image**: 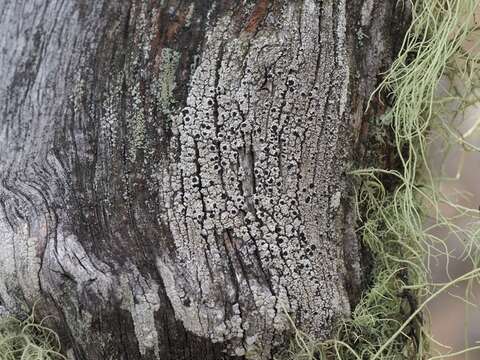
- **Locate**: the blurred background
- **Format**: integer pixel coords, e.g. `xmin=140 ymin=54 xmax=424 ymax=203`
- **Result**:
xmin=428 ymin=103 xmax=480 ymax=360
xmin=427 ymin=13 xmax=480 ymax=355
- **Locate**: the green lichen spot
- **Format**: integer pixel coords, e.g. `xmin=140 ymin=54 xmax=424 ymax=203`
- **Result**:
xmin=157 ymin=48 xmax=180 ymax=113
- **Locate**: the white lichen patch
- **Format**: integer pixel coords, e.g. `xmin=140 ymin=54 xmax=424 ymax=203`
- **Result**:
xmin=129 ymin=81 xmax=147 ymax=161
xmin=157 ymin=257 xmax=204 ymax=335
xmin=118 ymin=266 xmax=161 ymax=357
xmin=100 ymin=75 xmax=123 ymax=149
xmin=160 ymin=1 xmax=352 ymax=357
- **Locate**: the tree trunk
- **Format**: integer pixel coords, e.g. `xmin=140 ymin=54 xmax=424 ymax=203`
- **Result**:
xmin=0 ymin=1 xmax=410 ymax=359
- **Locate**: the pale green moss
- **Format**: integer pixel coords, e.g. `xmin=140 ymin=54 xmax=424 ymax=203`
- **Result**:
xmin=0 ymin=313 xmax=64 ymax=360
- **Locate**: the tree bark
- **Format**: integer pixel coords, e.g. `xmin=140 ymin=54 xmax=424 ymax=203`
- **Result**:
xmin=0 ymin=1 xmax=410 ymax=359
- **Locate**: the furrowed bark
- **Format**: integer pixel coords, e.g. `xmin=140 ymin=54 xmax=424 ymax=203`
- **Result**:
xmin=0 ymin=1 xmax=410 ymax=359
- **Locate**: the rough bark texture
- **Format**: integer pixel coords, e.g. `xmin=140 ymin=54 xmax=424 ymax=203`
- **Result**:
xmin=0 ymin=1 xmax=409 ymax=359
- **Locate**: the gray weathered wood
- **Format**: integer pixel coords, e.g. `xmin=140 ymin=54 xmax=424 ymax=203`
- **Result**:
xmin=0 ymin=1 xmax=410 ymax=359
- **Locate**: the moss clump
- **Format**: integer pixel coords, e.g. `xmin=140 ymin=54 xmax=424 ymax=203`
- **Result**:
xmin=0 ymin=314 xmax=64 ymax=360
xmin=282 ymin=0 xmax=480 ymax=359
